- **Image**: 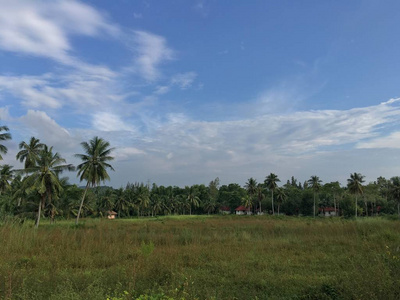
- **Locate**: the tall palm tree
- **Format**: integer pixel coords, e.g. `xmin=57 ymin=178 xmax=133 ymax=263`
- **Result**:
xmin=389 ymin=176 xmax=400 ymax=219
xmin=245 ymin=177 xmax=257 ymax=213
xmin=308 ymin=175 xmax=322 ymax=218
xmin=16 ymin=137 xmax=44 ymax=168
xmin=347 ymin=172 xmax=365 ymax=218
xmin=185 ymin=186 xmax=200 ymax=215
xmin=0 ymin=164 xmax=14 ymax=194
xmin=275 ymin=187 xmax=287 ymax=215
xmin=256 ymin=184 xmax=265 ymax=214
xmin=0 ymin=124 xmax=11 ymax=160
xmin=265 ymin=173 xmax=280 ymax=215
xmin=75 ymin=136 xmax=115 ymax=224
xmin=23 ymin=146 xmax=74 ymax=227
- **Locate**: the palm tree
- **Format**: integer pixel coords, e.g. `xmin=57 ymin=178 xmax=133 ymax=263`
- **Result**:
xmin=203 ymin=198 xmax=217 ymax=215
xmin=241 ymin=194 xmax=253 ymax=213
xmin=275 ymin=187 xmax=287 ymax=215
xmin=23 ymin=146 xmax=74 ymax=227
xmin=16 ymin=137 xmax=44 ymax=168
xmin=0 ymin=164 xmax=14 ymax=194
xmin=0 ymin=124 xmax=11 ymax=160
xmin=308 ymin=175 xmax=322 ymax=218
xmin=390 ymin=176 xmax=400 ymax=219
xmin=185 ymin=186 xmax=200 ymax=215
xmin=256 ymin=185 xmax=265 ymax=214
xmin=265 ymin=173 xmax=280 ymax=215
xmin=75 ymin=137 xmax=115 ymax=224
xmin=136 ymin=183 xmax=150 ymax=217
xmin=347 ymin=172 xmax=365 ymax=218
xmin=245 ymin=177 xmax=257 ymax=213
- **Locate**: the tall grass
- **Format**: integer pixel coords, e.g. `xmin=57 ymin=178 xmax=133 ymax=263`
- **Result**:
xmin=0 ymin=216 xmax=399 ymax=299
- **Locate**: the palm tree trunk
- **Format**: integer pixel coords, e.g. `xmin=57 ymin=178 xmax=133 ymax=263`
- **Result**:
xmin=271 ymin=190 xmax=275 ymax=215
xmin=76 ymin=182 xmax=90 ymax=225
xmin=35 ymin=195 xmax=45 ymax=228
xmin=313 ymin=193 xmax=316 ymax=218
xmin=333 ymin=195 xmax=336 ymax=217
xmin=278 ymin=204 xmax=280 ymax=215
xmin=355 ymin=196 xmax=358 ymax=218
xmin=398 ymin=202 xmax=400 ymax=219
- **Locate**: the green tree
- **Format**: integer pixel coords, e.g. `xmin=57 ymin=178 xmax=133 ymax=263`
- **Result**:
xmin=0 ymin=124 xmax=11 ymax=160
xmin=241 ymin=194 xmax=253 ymax=212
xmin=185 ymin=186 xmax=200 ymax=215
xmin=347 ymin=172 xmax=365 ymax=218
xmin=23 ymin=146 xmax=74 ymax=227
xmin=308 ymin=175 xmax=322 ymax=217
xmin=275 ymin=187 xmax=287 ymax=215
xmin=0 ymin=164 xmax=14 ymax=195
xmin=75 ymin=137 xmax=115 ymax=224
xmin=245 ymin=177 xmax=257 ymax=213
xmin=265 ymin=173 xmax=280 ymax=215
xmin=16 ymin=137 xmax=44 ymax=168
xmin=256 ymin=184 xmax=265 ymax=214
xmin=390 ymin=176 xmax=400 ymax=219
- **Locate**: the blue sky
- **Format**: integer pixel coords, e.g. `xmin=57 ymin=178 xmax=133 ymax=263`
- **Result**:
xmin=1 ymin=0 xmax=400 ymax=188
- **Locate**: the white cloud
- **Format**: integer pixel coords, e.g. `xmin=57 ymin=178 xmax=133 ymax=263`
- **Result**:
xmin=0 ymin=0 xmax=119 ymax=65
xmin=0 ymin=75 xmax=62 ymax=109
xmin=131 ymin=30 xmax=174 ymax=81
xmin=171 ymin=72 xmax=197 ymax=89
xmin=19 ymin=110 xmax=75 ymax=149
xmin=357 ymin=131 xmax=400 ymax=149
xmin=115 ymin=147 xmax=146 ymax=161
xmin=92 ymin=112 xmax=136 ymax=132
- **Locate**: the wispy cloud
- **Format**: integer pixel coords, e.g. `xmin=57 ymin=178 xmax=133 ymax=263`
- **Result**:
xmin=0 ymin=0 xmax=119 ymax=66
xmin=171 ymin=72 xmax=197 ymax=89
xmin=130 ymin=30 xmax=174 ymax=81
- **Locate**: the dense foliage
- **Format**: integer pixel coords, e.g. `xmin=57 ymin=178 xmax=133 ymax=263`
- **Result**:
xmin=0 ymin=126 xmax=400 ymax=223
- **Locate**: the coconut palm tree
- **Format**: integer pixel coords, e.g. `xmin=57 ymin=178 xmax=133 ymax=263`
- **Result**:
xmin=75 ymin=136 xmax=115 ymax=224
xmin=241 ymin=194 xmax=253 ymax=213
xmin=256 ymin=184 xmax=265 ymax=214
xmin=0 ymin=124 xmax=11 ymax=160
xmin=16 ymin=137 xmax=44 ymax=168
xmin=0 ymin=164 xmax=14 ymax=194
xmin=245 ymin=177 xmax=257 ymax=213
xmin=275 ymin=187 xmax=287 ymax=215
xmin=308 ymin=175 xmax=322 ymax=217
xmin=23 ymin=146 xmax=74 ymax=227
xmin=185 ymin=186 xmax=200 ymax=215
xmin=347 ymin=172 xmax=365 ymax=218
xmin=389 ymin=176 xmax=400 ymax=219
xmin=264 ymin=173 xmax=280 ymax=215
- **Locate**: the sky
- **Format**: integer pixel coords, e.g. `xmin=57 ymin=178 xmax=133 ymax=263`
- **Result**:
xmin=1 ymin=0 xmax=400 ymax=188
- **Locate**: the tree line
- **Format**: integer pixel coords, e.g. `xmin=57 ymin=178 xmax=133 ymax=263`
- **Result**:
xmin=0 ymin=124 xmax=400 ymax=226
xmin=0 ymin=124 xmax=114 ymax=227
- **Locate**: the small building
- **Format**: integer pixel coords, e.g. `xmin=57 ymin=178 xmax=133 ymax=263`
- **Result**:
xmin=220 ymin=206 xmax=231 ymax=214
xmin=235 ymin=205 xmax=251 ymax=215
xmin=318 ymin=207 xmax=338 ymax=217
xmin=107 ymin=211 xmax=118 ymax=219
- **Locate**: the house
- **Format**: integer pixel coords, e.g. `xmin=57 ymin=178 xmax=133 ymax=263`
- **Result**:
xmin=235 ymin=205 xmax=251 ymax=215
xmin=107 ymin=211 xmax=118 ymax=219
xmin=318 ymin=207 xmax=338 ymax=217
xmin=220 ymin=206 xmax=231 ymax=214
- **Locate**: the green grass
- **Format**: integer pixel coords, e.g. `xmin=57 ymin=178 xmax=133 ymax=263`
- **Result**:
xmin=1 ymin=216 xmax=400 ymax=299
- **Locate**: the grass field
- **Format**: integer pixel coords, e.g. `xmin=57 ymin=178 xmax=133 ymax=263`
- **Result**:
xmin=1 ymin=216 xmax=400 ymax=299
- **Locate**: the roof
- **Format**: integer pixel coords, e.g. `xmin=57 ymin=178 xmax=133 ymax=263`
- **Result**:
xmin=235 ymin=205 xmax=250 ymax=211
xmin=220 ymin=206 xmax=230 ymax=211
xmin=107 ymin=211 xmax=117 ymax=215
xmin=318 ymin=207 xmax=337 ymax=212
